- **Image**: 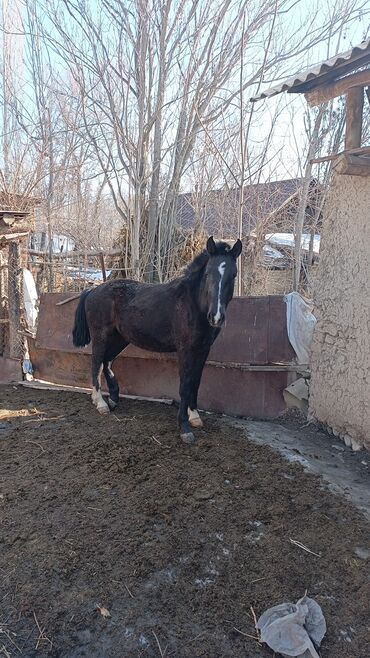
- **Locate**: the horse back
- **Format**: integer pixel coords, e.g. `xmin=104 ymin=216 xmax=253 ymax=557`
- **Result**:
xmin=84 ymin=278 xmax=184 ymax=352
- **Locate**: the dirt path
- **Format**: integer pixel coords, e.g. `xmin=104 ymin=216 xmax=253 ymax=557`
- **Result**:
xmin=0 ymin=385 xmax=369 ymax=657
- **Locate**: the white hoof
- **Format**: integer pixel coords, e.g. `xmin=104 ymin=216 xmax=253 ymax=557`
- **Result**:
xmin=189 ymin=417 xmax=203 ymax=428
xmin=97 ymin=402 xmax=109 ymax=415
xmin=92 ymin=388 xmax=109 ymax=415
xmin=188 ymin=408 xmax=203 ymax=428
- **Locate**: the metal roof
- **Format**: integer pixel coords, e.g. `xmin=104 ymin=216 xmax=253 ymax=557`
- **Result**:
xmin=250 ymin=38 xmax=370 ymax=102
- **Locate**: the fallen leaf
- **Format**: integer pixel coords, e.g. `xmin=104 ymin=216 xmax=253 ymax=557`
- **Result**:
xmin=97 ymin=606 xmax=111 ymax=618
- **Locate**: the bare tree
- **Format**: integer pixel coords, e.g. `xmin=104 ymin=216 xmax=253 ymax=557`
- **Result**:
xmin=32 ymin=0 xmax=329 ymax=280
xmin=3 ymin=0 xmax=369 ymax=290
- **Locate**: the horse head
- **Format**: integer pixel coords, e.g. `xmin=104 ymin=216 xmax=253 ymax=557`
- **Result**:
xmin=202 ymin=236 xmax=242 ymax=328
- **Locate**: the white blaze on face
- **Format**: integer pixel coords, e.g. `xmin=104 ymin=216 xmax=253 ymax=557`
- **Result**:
xmin=214 ymin=261 xmax=226 ymax=324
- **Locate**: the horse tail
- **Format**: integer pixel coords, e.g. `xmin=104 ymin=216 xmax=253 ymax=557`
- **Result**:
xmin=72 ymin=289 xmax=92 ymax=347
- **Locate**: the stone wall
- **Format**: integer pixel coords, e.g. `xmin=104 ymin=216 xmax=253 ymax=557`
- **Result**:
xmin=309 ymin=172 xmax=370 ymax=451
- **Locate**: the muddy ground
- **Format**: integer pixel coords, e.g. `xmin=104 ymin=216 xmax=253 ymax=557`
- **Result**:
xmin=0 ymin=385 xmax=369 ymax=658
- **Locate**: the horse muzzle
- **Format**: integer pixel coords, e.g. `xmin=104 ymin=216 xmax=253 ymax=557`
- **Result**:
xmin=207 ymin=310 xmax=225 ymax=327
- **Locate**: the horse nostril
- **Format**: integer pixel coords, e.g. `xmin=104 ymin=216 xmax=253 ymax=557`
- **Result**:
xmin=207 ymin=311 xmax=225 ymax=326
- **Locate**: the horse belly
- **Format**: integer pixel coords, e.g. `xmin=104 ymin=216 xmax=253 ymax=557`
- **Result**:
xmin=117 ymin=312 xmax=176 ymax=353
xmin=129 ymin=330 xmax=175 ymax=353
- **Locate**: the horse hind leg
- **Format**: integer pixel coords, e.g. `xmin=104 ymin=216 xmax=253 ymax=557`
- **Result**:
xmin=92 ymin=364 xmax=109 ymax=415
xmin=91 ymin=340 xmax=109 ymax=415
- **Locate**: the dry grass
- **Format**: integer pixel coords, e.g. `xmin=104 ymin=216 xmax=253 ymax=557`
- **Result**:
xmin=0 ymin=407 xmax=43 ymax=421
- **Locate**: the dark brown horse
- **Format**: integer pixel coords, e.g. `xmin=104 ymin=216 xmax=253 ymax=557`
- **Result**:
xmin=72 ymin=236 xmax=242 ymax=443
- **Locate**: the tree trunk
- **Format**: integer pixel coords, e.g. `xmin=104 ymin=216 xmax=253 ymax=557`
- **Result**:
xmin=47 ymin=107 xmax=54 ymax=292
xmin=147 ymin=9 xmax=167 ymax=282
xmin=132 ymin=194 xmax=141 ymax=280
xmin=133 ymin=6 xmax=149 ymax=280
xmin=308 ymin=226 xmax=315 ymax=268
xmin=293 ymin=107 xmax=324 ymax=291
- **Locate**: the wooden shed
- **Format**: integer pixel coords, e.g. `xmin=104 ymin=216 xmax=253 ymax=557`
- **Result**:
xmin=251 ymin=38 xmax=370 ymax=450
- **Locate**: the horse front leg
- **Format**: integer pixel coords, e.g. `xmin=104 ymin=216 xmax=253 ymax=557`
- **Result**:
xmin=103 ymin=360 xmax=120 ymax=410
xmin=178 ymin=351 xmax=201 ymax=444
xmin=188 ymin=349 xmax=210 ymax=429
xmin=91 ymin=339 xmax=110 ymax=415
xmin=103 ymin=335 xmax=129 ymax=411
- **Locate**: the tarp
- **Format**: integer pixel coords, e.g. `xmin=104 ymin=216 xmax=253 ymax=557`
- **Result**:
xmin=23 ymin=268 xmax=38 ymax=331
xmin=284 ymin=292 xmax=316 ymax=365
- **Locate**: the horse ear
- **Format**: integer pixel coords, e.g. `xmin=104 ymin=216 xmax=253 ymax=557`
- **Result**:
xmin=230 ymin=238 xmax=242 ymax=259
xmin=206 ymin=236 xmax=216 ymax=255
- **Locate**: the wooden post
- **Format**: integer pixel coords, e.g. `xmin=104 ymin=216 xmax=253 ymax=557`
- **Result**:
xmin=0 ymin=249 xmax=6 ymax=355
xmin=99 ymin=252 xmax=107 ymax=282
xmin=8 ymin=241 xmax=22 ymax=358
xmin=345 ymin=87 xmax=364 ymax=150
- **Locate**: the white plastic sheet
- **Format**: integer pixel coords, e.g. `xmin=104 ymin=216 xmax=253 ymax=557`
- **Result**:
xmin=23 ymin=268 xmax=38 ymax=331
xmin=257 ymin=595 xmax=326 ymax=658
xmin=284 ymin=292 xmax=316 ymax=365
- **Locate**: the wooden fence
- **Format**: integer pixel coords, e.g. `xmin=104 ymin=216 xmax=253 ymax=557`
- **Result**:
xmin=28 ymin=248 xmax=124 ymax=293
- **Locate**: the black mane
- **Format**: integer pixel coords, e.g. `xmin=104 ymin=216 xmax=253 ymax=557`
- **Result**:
xmin=184 ymin=241 xmax=233 ymax=278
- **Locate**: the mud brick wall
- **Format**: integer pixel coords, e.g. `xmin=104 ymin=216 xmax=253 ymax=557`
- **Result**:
xmin=309 ymin=173 xmax=370 ymax=451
